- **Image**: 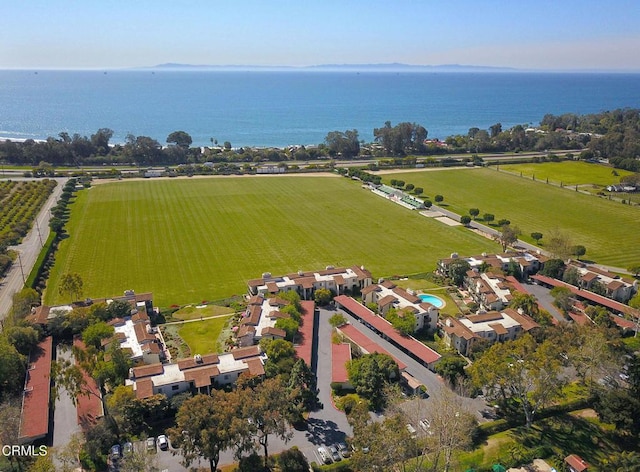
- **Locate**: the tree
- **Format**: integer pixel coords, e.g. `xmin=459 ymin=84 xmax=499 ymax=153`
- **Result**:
xmin=494 ymin=224 xmax=521 ymax=252
xmin=347 ymin=353 xmax=399 ymax=409
xmin=572 ymin=244 xmax=587 ymax=260
xmin=5 ymin=323 xmax=41 ymax=355
xmin=314 ymin=288 xmax=333 ymax=306
xmin=448 ymin=259 xmax=471 ymax=286
xmin=469 ymin=334 xmax=565 ymax=428
xmin=424 ymin=199 xmax=432 ymax=208
xmin=546 ymin=229 xmax=573 ymax=260
xmin=496 ymin=218 xmax=511 ymax=227
xmin=469 ymin=208 xmax=480 ymax=219
xmin=81 ymin=322 xmax=114 ymax=349
xmin=460 ymin=215 xmax=471 ymax=226
xmin=287 ymin=358 xmax=318 ymax=415
xmin=550 ymin=286 xmax=573 ymax=313
xmin=169 ymin=391 xmax=243 ymax=472
xmin=242 ymin=377 xmax=294 ymax=468
xmin=628 ymin=264 xmax=640 ymax=277
xmin=530 ymin=232 xmax=543 ymax=243
xmin=118 ymin=448 xmax=160 ymax=472
xmin=405 ymin=183 xmax=415 ymax=192
xmin=386 ymin=307 xmax=416 ymax=336
xmin=166 ymin=130 xmax=193 ymax=149
xmin=0 ymin=337 xmax=26 ymax=400
xmin=483 ymin=213 xmax=495 ymax=224
xmin=329 ymin=313 xmax=347 ymax=328
xmin=325 ymin=130 xmax=360 ymax=158
xmin=434 ymin=355 xmax=467 ymax=386
xmin=540 ymin=258 xmax=565 ymax=279
xmin=275 ymin=317 xmax=299 ymax=342
xmin=414 ymin=187 xmax=424 ymax=195
xmin=434 ymin=194 xmax=444 ymax=203
xmin=489 ymin=122 xmax=503 ymax=138
xmin=59 ymin=272 xmax=83 ymax=302
xmin=562 ymin=266 xmax=580 ymax=286
xmin=278 ymin=447 xmax=309 ymax=472
xmin=11 ymin=287 xmax=40 ymax=318
xmin=509 ymin=293 xmax=539 ymax=319
xmin=425 ymin=390 xmax=477 ymax=472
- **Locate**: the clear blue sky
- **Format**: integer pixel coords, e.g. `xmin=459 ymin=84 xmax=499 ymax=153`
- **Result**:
xmin=2 ymin=0 xmax=640 ymax=70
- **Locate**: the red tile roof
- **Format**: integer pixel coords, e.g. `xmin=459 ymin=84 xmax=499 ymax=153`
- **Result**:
xmin=26 ymin=305 xmax=50 ymax=325
xmin=244 ymin=358 xmax=266 ymax=376
xmin=332 ymin=343 xmax=352 ymax=384
xmin=231 ymin=345 xmax=261 ymax=360
xmin=262 ymin=326 xmax=286 ymax=338
xmin=334 ymin=296 xmax=441 ymax=365
xmin=532 ymin=274 xmax=640 ymax=319
xmin=294 ymin=301 xmax=316 ymax=365
xmin=19 ymin=336 xmax=53 ymax=442
xmin=377 ymin=294 xmax=398 ymax=307
xmin=565 ymin=454 xmax=589 ymax=472
xmin=178 ymin=353 xmax=219 ymax=371
xmin=183 ymin=365 xmax=220 ymax=388
xmin=132 ymin=363 xmax=164 ymax=378
xmin=135 ymin=378 xmax=154 ymax=399
xmin=73 ymin=339 xmax=103 ymax=431
xmin=338 ymin=324 xmax=407 ymax=370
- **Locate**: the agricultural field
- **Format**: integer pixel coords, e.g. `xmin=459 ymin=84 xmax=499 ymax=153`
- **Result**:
xmin=498 ymin=160 xmax=636 ymax=187
xmin=385 ymin=167 xmax=640 ymax=268
xmin=0 ymin=179 xmax=56 ymax=246
xmin=44 ymin=175 xmax=492 ymax=307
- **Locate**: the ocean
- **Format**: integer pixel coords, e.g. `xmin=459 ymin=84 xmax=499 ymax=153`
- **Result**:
xmin=1 ymin=70 xmax=640 ymax=148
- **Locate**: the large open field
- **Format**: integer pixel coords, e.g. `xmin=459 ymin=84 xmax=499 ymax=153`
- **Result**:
xmin=385 ymin=167 xmax=640 ymax=268
xmin=498 ymin=160 xmax=635 ymax=186
xmin=44 ymin=176 xmax=492 ymax=306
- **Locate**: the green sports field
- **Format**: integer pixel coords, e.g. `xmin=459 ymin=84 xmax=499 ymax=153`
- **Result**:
xmin=498 ymin=161 xmax=635 ymax=186
xmin=45 ymin=176 xmax=492 ymax=307
xmin=385 ymin=167 xmax=640 ymax=268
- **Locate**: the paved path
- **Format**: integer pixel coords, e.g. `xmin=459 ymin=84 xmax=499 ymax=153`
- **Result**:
xmin=0 ymin=177 xmax=67 ymax=320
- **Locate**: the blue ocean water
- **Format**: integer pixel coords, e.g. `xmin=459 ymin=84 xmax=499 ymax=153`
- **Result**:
xmin=1 ymin=70 xmax=639 ymax=148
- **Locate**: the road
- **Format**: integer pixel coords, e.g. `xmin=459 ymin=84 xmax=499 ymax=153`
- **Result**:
xmin=0 ymin=177 xmax=66 ymax=320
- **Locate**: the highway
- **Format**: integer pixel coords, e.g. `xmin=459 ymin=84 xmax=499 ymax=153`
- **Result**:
xmin=0 ymin=177 xmax=67 ymax=320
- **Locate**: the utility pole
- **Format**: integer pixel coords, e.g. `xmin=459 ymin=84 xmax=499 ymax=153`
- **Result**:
xmin=35 ymin=217 xmax=43 ymax=247
xmin=18 ymin=252 xmax=26 ymax=284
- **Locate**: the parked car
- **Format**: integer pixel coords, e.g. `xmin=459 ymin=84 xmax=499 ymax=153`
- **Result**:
xmin=122 ymin=442 xmax=133 ymax=456
xmin=157 ymin=434 xmax=169 ymax=451
xmin=110 ymin=444 xmax=121 ymax=461
xmin=317 ymin=446 xmax=332 ymax=464
xmin=146 ymin=437 xmax=156 ymax=452
xmin=406 ymin=423 xmax=417 ymax=438
xmin=419 ymin=418 xmax=431 ymax=431
xmin=337 ymin=442 xmax=351 ymax=459
xmin=328 ymin=445 xmax=341 ymax=462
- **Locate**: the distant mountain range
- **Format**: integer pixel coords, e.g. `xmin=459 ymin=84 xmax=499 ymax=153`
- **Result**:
xmin=146 ymin=62 xmax=518 ymax=72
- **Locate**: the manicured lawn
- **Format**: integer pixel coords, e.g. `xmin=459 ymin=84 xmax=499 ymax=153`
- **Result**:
xmin=498 ymin=160 xmax=636 ymax=187
xmin=44 ymin=176 xmax=492 ymax=306
xmin=385 ymin=167 xmax=640 ymax=268
xmin=176 ymin=316 xmax=232 ymax=355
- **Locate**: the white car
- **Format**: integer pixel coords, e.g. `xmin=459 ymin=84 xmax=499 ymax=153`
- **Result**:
xmin=157 ymin=434 xmax=169 ymax=451
xmin=419 ymin=418 xmax=431 ymax=431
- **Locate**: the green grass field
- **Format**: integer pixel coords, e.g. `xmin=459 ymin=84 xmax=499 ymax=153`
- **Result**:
xmin=171 ymin=304 xmax=234 ymax=321
xmin=385 ymin=167 xmax=640 ymax=268
xmin=177 ymin=316 xmax=231 ymax=354
xmin=498 ymin=160 xmax=636 ymax=186
xmin=44 ymin=176 xmax=492 ymax=307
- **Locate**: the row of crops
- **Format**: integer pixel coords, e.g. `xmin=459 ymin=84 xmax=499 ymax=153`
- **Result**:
xmin=0 ymin=179 xmax=57 ymax=251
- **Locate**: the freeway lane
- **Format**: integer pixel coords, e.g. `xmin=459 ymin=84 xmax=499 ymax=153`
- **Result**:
xmin=0 ymin=177 xmax=67 ymax=320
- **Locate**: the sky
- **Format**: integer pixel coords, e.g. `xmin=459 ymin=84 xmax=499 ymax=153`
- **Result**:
xmin=2 ymin=0 xmax=640 ymax=70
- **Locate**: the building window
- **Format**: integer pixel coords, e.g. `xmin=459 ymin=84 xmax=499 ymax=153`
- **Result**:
xmin=172 ymin=385 xmax=180 ymax=391
xmin=158 ymin=388 xmax=163 ymax=393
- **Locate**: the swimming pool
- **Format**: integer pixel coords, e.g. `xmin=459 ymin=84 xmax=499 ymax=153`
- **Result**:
xmin=418 ymin=293 xmax=445 ymax=308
